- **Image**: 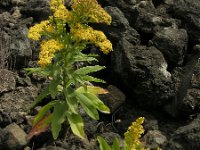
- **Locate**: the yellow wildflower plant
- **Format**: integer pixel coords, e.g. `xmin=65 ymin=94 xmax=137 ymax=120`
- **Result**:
xmin=124 ymin=117 xmax=145 ymax=150
xmin=38 ymin=39 xmax=63 ymax=67
xmin=72 ymin=0 xmax=111 ymax=24
xmin=54 ymin=4 xmax=73 ymax=22
xmin=26 ymin=0 xmax=112 ymax=141
xmin=28 ymin=20 xmax=53 ymax=41
xmin=50 ymin=0 xmax=64 ymax=12
xmin=71 ymin=24 xmax=113 ymax=54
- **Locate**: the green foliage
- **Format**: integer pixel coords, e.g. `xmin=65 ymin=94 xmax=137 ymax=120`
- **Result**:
xmin=97 ymin=136 xmax=120 ymax=150
xmin=27 ymin=0 xmax=112 ymax=140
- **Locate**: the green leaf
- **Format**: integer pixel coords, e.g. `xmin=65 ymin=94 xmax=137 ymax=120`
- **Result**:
xmin=81 ymin=75 xmax=106 ymax=83
xmin=29 ymin=88 xmax=50 ymax=110
xmin=79 ymin=100 xmax=99 ymax=120
xmin=112 ymin=138 xmax=120 ymax=150
xmin=49 ymin=78 xmax=61 ymax=99
xmin=83 ymin=93 xmax=110 ymax=114
xmin=66 ymin=112 xmax=85 ymax=139
xmin=74 ymin=55 xmax=98 ymax=62
xmin=33 ymin=100 xmax=59 ymax=126
xmin=76 ymin=86 xmax=108 ymax=95
xmin=25 ymin=67 xmax=50 ymax=76
xmin=65 ymin=94 xmax=78 ymax=114
xmin=97 ymin=136 xmax=112 ymax=150
xmin=75 ymin=92 xmax=96 ymax=108
xmin=74 ymin=65 xmax=105 ymax=75
xmin=51 ymin=101 xmax=67 ymax=139
xmin=75 ymin=92 xmax=99 ymax=119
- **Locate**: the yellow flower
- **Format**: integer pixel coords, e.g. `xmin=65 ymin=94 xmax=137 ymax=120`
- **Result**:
xmin=54 ymin=4 xmax=73 ymax=22
xmin=50 ymin=0 xmax=64 ymax=12
xmin=72 ymin=0 xmax=111 ymax=25
xmin=28 ymin=20 xmax=54 ymax=41
xmin=124 ymin=117 xmax=145 ymax=150
xmin=38 ymin=39 xmax=64 ymax=67
xmin=95 ymin=40 xmax=113 ymax=54
xmin=71 ymin=24 xmax=112 ymax=54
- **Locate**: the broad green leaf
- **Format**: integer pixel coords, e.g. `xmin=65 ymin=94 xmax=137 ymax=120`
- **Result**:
xmin=112 ymin=138 xmax=120 ymax=150
xmin=29 ymin=88 xmax=50 ymax=110
xmin=27 ymin=114 xmax=52 ymax=140
xmin=66 ymin=112 xmax=85 ymax=139
xmin=79 ymin=101 xmax=99 ymax=120
xmin=74 ymin=65 xmax=105 ymax=75
xmin=49 ymin=78 xmax=61 ymax=99
xmin=76 ymin=86 xmax=108 ymax=95
xmin=97 ymin=136 xmax=112 ymax=150
xmin=83 ymin=93 xmax=110 ymax=114
xmin=51 ymin=101 xmax=67 ymax=139
xmin=25 ymin=67 xmax=50 ymax=76
xmin=33 ymin=100 xmax=59 ymax=126
xmin=74 ymin=55 xmax=98 ymax=62
xmin=65 ymin=94 xmax=78 ymax=114
xmin=81 ymin=75 xmax=106 ymax=83
xmin=75 ymin=92 xmax=96 ymax=108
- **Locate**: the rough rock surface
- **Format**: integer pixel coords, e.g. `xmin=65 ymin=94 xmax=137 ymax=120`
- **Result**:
xmin=0 ymin=85 xmax=39 ymax=126
xmin=112 ymin=38 xmax=174 ymax=108
xmin=0 ymin=12 xmax=32 ymax=69
xmin=21 ymin=0 xmax=50 ymax=21
xmin=142 ymin=130 xmax=167 ymax=149
xmin=168 ymin=114 xmax=200 ymax=150
xmin=152 ymin=27 xmax=188 ymax=67
xmin=0 ymin=69 xmax=16 ymax=94
xmin=171 ymin=0 xmax=200 ymax=43
xmin=100 ymin=85 xmax=126 ymax=113
xmin=0 ymin=123 xmax=28 ymax=150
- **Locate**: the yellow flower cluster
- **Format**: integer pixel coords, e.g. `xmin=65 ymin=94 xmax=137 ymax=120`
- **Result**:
xmin=72 ymin=0 xmax=111 ymax=25
xmin=54 ymin=3 xmax=73 ymax=22
xmin=50 ymin=0 xmax=64 ymax=12
xmin=38 ymin=39 xmax=63 ymax=67
xmin=28 ymin=20 xmax=54 ymax=41
xmin=71 ymin=24 xmax=112 ymax=54
xmin=124 ymin=117 xmax=145 ymax=150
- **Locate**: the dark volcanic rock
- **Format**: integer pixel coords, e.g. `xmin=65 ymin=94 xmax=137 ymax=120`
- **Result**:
xmin=152 ymin=27 xmax=188 ymax=67
xmin=110 ymin=0 xmax=178 ymax=35
xmin=0 ymin=86 xmax=39 ymax=126
xmin=103 ymin=6 xmax=140 ymax=45
xmin=0 ymin=69 xmax=16 ymax=94
xmin=0 ymin=12 xmax=32 ymax=69
xmin=171 ymin=0 xmax=200 ymax=43
xmin=0 ymin=123 xmax=28 ymax=150
xmin=168 ymin=114 xmax=200 ymax=150
xmin=142 ymin=130 xmax=167 ymax=149
xmin=100 ymin=85 xmax=126 ymax=113
xmin=21 ymin=0 xmax=50 ymax=21
xmin=112 ymin=38 xmax=174 ymax=108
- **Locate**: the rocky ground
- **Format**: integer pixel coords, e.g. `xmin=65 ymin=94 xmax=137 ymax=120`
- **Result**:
xmin=1 ymin=0 xmax=200 ymax=149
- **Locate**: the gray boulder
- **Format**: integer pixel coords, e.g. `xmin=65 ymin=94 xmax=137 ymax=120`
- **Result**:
xmin=0 ymin=12 xmax=32 ymax=69
xmin=104 ymin=6 xmax=140 ymax=45
xmin=168 ymin=114 xmax=200 ymax=150
xmin=0 ymin=123 xmax=28 ymax=150
xmin=112 ymin=38 xmax=174 ymax=108
xmin=0 ymin=86 xmax=39 ymax=126
xmin=142 ymin=130 xmax=167 ymax=149
xmin=0 ymin=69 xmax=16 ymax=94
xmin=21 ymin=0 xmax=51 ymax=21
xmin=152 ymin=27 xmax=188 ymax=67
xmin=100 ymin=85 xmax=126 ymax=113
xmin=171 ymin=0 xmax=200 ymax=43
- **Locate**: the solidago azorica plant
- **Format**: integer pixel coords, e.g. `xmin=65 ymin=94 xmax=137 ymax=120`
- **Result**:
xmin=26 ymin=0 xmax=112 ymax=140
xmin=98 ymin=117 xmax=145 ymax=150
